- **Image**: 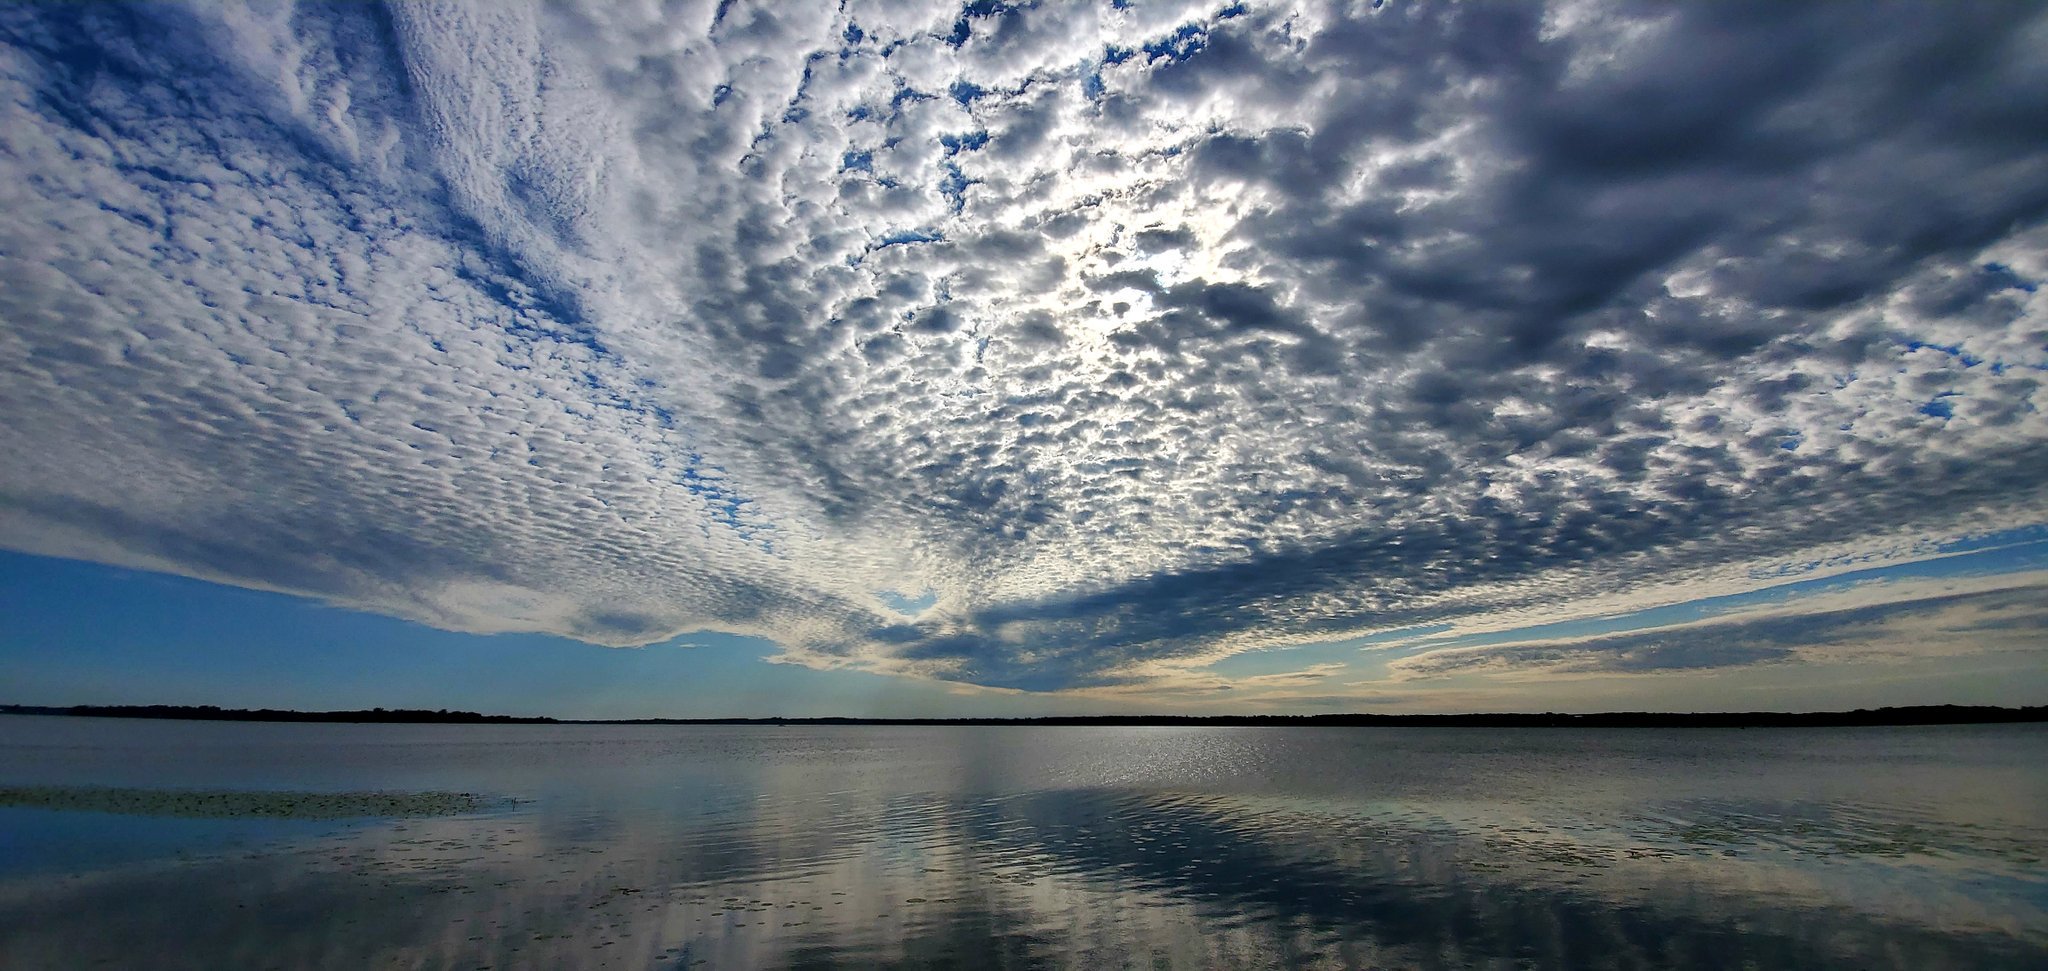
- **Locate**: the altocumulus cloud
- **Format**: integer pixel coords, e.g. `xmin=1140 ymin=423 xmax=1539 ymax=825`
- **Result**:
xmin=1 ymin=1 xmax=2045 ymax=691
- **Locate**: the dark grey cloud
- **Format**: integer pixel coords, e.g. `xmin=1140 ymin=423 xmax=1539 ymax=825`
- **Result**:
xmin=0 ymin=1 xmax=2044 ymax=690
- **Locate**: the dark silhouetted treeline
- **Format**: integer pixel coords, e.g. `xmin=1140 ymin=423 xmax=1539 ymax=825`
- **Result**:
xmin=577 ymin=705 xmax=2045 ymax=728
xmin=0 ymin=704 xmax=556 ymax=724
xmin=3 ymin=703 xmax=2041 ymax=728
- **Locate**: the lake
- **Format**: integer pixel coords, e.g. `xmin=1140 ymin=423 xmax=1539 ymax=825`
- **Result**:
xmin=0 ymin=716 xmax=2043 ymax=969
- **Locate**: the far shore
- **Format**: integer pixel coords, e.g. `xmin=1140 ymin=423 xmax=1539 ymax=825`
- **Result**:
xmin=3 ymin=702 xmax=2042 ymax=729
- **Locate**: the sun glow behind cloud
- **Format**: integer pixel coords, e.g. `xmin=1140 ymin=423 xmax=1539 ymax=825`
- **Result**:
xmin=0 ymin=0 xmax=2045 ymax=704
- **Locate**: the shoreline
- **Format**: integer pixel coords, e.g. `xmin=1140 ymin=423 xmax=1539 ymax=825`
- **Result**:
xmin=4 ymin=703 xmax=2042 ymax=729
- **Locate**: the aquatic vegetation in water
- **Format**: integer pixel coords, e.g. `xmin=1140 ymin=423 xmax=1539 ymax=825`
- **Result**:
xmin=0 ymin=785 xmax=499 ymax=819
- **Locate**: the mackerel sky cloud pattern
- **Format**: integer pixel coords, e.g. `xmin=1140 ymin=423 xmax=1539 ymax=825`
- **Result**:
xmin=1 ymin=1 xmax=2045 ymax=693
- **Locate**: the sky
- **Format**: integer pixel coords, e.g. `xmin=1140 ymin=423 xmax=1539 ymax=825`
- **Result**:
xmin=1 ymin=0 xmax=2046 ymax=718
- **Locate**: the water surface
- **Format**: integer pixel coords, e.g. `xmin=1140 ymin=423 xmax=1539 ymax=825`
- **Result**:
xmin=1 ymin=716 xmax=2042 ymax=969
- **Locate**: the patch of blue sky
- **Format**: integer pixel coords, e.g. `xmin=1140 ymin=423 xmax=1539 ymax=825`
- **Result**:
xmin=1933 ymin=522 xmax=2048 ymax=554
xmin=1203 ymin=624 xmax=1455 ymax=680
xmin=1902 ymin=338 xmax=1983 ymax=368
xmin=876 ymin=228 xmax=944 ymax=248
xmin=948 ymin=80 xmax=986 ymax=106
xmin=670 ymin=450 xmax=773 ymax=547
xmin=452 ymin=259 xmax=607 ymax=361
xmin=1143 ymin=24 xmax=1207 ymax=63
xmin=781 ymin=53 xmax=829 ymax=125
xmin=1385 ymin=526 xmax=2048 ymax=657
xmin=0 ymin=551 xmax=997 ymax=719
xmin=889 ymin=86 xmax=934 ymax=112
xmin=938 ymin=163 xmax=977 ymax=213
xmin=945 ymin=1 xmax=1020 ymax=49
xmin=939 ymin=131 xmax=989 ymax=156
xmin=1748 ymin=522 xmax=2048 ymax=581
xmin=1980 ymin=261 xmax=2038 ymax=292
xmin=875 ymin=589 xmax=937 ymax=616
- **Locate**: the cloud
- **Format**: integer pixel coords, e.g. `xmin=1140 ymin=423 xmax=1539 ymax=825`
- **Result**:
xmin=1387 ymin=579 xmax=2048 ymax=682
xmin=1 ymin=1 xmax=2045 ymax=691
xmin=1232 ymin=662 xmax=1349 ymax=690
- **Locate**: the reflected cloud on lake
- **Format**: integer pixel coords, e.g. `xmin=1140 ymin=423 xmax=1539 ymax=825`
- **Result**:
xmin=1 ymin=721 xmax=2044 ymax=969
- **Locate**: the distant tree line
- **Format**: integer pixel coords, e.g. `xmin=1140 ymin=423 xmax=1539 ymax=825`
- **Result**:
xmin=0 ymin=704 xmax=557 ymax=724
xmin=583 ymin=705 xmax=2046 ymax=728
xmin=8 ymin=703 xmax=2037 ymax=727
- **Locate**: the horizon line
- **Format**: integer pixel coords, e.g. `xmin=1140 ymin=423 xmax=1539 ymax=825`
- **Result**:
xmin=5 ymin=702 xmax=2043 ymax=729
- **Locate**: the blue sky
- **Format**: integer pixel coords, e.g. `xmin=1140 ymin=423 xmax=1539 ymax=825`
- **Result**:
xmin=1 ymin=1 xmax=2045 ymax=716
xmin=6 ymin=532 xmax=2044 ymax=717
xmin=0 ymin=549 xmax=1053 ymax=719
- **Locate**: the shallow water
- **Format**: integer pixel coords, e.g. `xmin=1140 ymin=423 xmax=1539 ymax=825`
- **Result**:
xmin=0 ymin=717 xmax=2042 ymax=969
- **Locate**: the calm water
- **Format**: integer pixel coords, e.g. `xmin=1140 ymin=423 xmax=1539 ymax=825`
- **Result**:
xmin=0 ymin=717 xmax=2043 ymax=969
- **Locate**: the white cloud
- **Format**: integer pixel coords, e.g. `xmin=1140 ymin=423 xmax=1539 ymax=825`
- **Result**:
xmin=1 ymin=1 xmax=2044 ymax=691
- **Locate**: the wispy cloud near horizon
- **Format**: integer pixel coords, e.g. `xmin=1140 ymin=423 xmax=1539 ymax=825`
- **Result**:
xmin=1 ymin=1 xmax=2045 ymax=698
